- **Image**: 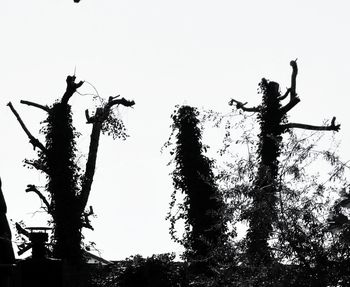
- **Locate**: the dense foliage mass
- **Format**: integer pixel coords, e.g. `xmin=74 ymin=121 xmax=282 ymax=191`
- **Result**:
xmin=245 ymin=79 xmax=287 ymax=266
xmin=166 ymin=105 xmax=230 ymax=280
xmin=88 ymin=253 xmax=185 ymax=287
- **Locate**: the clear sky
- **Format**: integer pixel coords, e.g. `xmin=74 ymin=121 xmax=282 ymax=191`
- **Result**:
xmin=1 ymin=0 xmax=350 ymax=260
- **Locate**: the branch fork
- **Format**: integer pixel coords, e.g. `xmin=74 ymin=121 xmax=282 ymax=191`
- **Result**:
xmin=229 ymin=60 xmax=341 ymax=133
xmin=25 ymin=184 xmax=52 ymax=213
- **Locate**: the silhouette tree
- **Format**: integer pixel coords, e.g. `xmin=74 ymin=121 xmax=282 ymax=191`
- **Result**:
xmin=0 ymin=178 xmax=15 ymax=264
xmin=8 ymin=75 xmax=134 ymax=263
xmin=167 ymin=105 xmax=228 ymax=279
xmin=229 ymin=60 xmax=340 ymax=266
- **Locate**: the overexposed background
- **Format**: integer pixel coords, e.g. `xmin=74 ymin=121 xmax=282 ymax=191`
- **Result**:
xmin=1 ymin=0 xmax=350 ymax=260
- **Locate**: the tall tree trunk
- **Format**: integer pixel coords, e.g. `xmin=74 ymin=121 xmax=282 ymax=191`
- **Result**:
xmin=229 ymin=60 xmax=340 ymax=267
xmin=0 ymin=178 xmax=15 ymax=264
xmin=246 ymin=80 xmax=284 ymax=266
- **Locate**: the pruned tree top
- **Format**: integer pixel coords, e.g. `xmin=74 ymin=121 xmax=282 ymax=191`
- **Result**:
xmin=229 ymin=60 xmax=340 ymax=132
xmin=8 ymin=74 xmax=135 ymax=263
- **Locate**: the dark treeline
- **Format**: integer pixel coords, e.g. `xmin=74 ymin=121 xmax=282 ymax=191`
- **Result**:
xmin=4 ymin=60 xmax=350 ymax=287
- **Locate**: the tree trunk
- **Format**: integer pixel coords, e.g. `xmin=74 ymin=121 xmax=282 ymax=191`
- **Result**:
xmin=246 ymin=80 xmax=284 ymax=266
xmin=0 ymin=178 xmax=15 ymax=264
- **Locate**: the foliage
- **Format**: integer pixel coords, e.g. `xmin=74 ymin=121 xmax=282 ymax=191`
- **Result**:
xmin=93 ymin=96 xmax=129 ymax=140
xmin=101 ymin=112 xmax=129 ymax=140
xmin=204 ymin=104 xmax=350 ymax=285
xmin=88 ymin=253 xmax=184 ymax=287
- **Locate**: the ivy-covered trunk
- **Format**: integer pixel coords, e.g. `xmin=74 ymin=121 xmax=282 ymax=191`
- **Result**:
xmin=45 ymin=102 xmax=83 ymax=262
xmin=168 ymin=105 xmax=228 ymax=278
xmin=8 ymin=75 xmax=135 ymax=265
xmin=246 ymin=80 xmax=285 ymax=266
xmin=230 ymin=60 xmax=340 ymax=267
xmin=0 ymin=178 xmax=15 ymax=264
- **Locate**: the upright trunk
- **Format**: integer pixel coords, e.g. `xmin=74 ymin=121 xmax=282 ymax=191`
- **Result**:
xmin=79 ymin=112 xmax=103 ymax=211
xmin=46 ymin=103 xmax=82 ymax=263
xmin=246 ymin=80 xmax=285 ymax=266
xmin=229 ymin=61 xmax=340 ymax=267
xmin=171 ymin=106 xmax=227 ymax=277
xmin=0 ymin=178 xmax=15 ymax=264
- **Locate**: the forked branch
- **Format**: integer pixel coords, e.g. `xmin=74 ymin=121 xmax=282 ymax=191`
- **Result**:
xmin=25 ymin=184 xmax=52 ymax=213
xmin=280 ymin=60 xmax=300 ymax=114
xmin=277 ymin=88 xmax=291 ymax=101
xmin=7 ymin=102 xmax=48 ymax=153
xmin=105 ymin=96 xmax=135 ymax=110
xmin=79 ymin=96 xmax=135 ymax=211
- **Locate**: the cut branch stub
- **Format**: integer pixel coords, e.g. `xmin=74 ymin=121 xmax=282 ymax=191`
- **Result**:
xmin=20 ymin=100 xmax=50 ymax=112
xmin=85 ymin=97 xmax=135 ymax=124
xmin=229 ymin=99 xmax=260 ymax=112
xmin=279 ymin=60 xmax=300 ymax=114
xmin=61 ymin=75 xmax=84 ymax=105
xmin=24 ymin=159 xmax=50 ymax=175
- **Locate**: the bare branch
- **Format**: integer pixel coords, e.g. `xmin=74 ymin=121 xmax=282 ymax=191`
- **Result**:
xmin=280 ymin=59 xmax=300 ymax=114
xmin=79 ymin=97 xmax=135 ymax=211
xmin=290 ymin=59 xmax=298 ymax=99
xmin=280 ymin=97 xmax=301 ymax=114
xmin=281 ymin=117 xmax=340 ymax=132
xmin=25 ymin=184 xmax=52 ymax=213
xmin=20 ymin=100 xmax=50 ymax=112
xmin=7 ymin=102 xmax=48 ymax=153
xmin=105 ymin=97 xmax=135 ymax=111
xmin=278 ymin=88 xmax=291 ymax=101
xmin=79 ymin=121 xmax=102 ymax=211
xmin=15 ymin=222 xmax=30 ymax=238
xmin=24 ymin=159 xmax=49 ymax=175
xmin=228 ymin=99 xmax=260 ymax=112
xmin=85 ymin=109 xmax=94 ymax=123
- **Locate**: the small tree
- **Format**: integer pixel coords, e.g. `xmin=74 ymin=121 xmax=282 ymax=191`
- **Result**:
xmin=229 ymin=60 xmax=340 ymax=266
xmin=166 ymin=105 xmax=229 ymax=280
xmin=8 ymin=75 xmax=134 ymax=263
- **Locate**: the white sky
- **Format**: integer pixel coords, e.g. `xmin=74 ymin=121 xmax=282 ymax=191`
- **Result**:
xmin=1 ymin=0 xmax=350 ymax=260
